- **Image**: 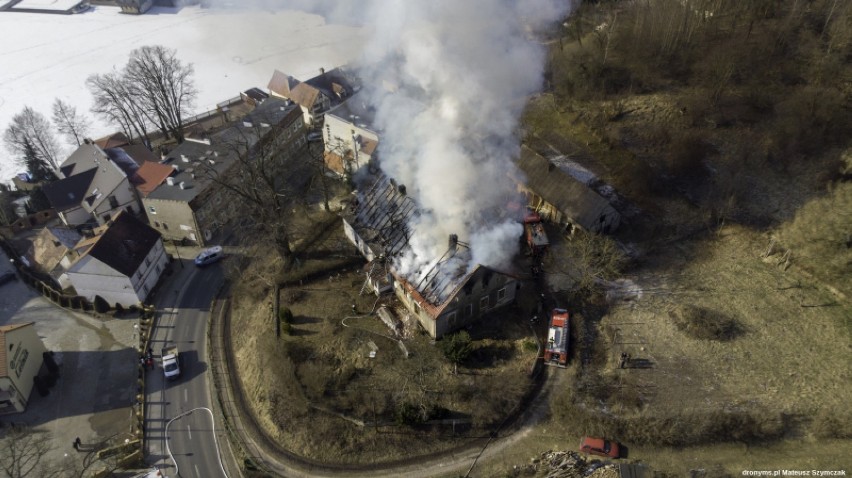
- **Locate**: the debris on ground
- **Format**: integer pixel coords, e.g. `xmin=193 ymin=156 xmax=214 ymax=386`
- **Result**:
xmin=509 ymin=450 xmax=620 ymax=478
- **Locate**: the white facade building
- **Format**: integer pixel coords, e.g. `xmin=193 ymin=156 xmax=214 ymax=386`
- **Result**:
xmin=66 ymin=211 xmax=168 ymax=307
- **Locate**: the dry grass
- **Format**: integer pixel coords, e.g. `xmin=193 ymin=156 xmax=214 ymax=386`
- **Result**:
xmin=555 ymin=224 xmax=851 ymax=455
xmin=667 ymin=304 xmax=743 ymax=341
xmin=228 ymin=221 xmax=541 ymax=464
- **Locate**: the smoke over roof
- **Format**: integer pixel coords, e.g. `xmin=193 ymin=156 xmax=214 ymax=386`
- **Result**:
xmin=203 ymin=0 xmax=570 ymax=276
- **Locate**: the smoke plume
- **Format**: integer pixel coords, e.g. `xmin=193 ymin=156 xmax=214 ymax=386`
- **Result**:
xmin=358 ymin=0 xmax=570 ymax=277
xmin=204 ymin=0 xmax=571 ymax=276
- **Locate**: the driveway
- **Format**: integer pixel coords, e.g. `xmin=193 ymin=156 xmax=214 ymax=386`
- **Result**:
xmin=0 ymin=247 xmax=139 ymax=471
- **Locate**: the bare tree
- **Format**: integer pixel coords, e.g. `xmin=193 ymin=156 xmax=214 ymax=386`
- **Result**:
xmin=195 ymin=113 xmax=311 ymax=263
xmin=546 ymin=230 xmax=627 ymax=293
xmin=52 ymin=99 xmax=90 ymax=147
xmin=0 ymin=426 xmax=61 ymax=478
xmin=3 ymin=107 xmax=62 ymax=172
xmin=87 ymin=71 xmax=151 ymax=145
xmin=124 ymin=45 xmax=196 ymax=143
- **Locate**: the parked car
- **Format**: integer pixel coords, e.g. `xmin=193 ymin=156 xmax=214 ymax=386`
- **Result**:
xmin=579 ymin=436 xmax=620 ymax=458
xmin=0 ymin=271 xmax=17 ymax=287
xmin=306 ymin=131 xmax=323 ymax=142
xmin=194 ymin=246 xmax=224 ymax=267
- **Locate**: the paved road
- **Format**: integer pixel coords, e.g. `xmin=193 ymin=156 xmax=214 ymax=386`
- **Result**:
xmin=145 ymin=261 xmax=226 ymax=478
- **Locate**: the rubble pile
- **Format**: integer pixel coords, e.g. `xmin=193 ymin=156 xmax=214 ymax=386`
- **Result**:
xmin=509 ymin=450 xmax=620 ymax=478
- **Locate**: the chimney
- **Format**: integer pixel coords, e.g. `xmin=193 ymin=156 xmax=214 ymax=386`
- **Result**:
xmin=448 ymin=234 xmax=458 ymax=253
xmin=398 ymin=184 xmax=406 ymax=195
xmin=181 ymin=154 xmax=189 ymax=162
xmin=166 ymin=177 xmax=175 ymax=186
xmin=179 ymin=181 xmax=187 ymax=190
xmin=320 ymin=67 xmax=325 ymax=76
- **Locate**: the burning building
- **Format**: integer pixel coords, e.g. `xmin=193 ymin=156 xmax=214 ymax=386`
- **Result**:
xmin=343 ymin=175 xmax=518 ymax=338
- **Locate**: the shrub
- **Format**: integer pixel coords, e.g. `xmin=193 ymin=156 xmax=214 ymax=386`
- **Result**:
xmin=282 ymin=288 xmax=305 ymax=305
xmin=438 ymin=331 xmax=473 ymax=369
xmin=279 ymin=307 xmax=294 ymax=324
xmin=395 ymin=402 xmax=425 ymax=427
xmin=668 ymin=305 xmax=743 ymax=341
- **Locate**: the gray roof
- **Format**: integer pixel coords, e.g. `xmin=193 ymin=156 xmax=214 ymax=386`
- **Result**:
xmin=47 ymin=227 xmax=83 ymax=249
xmin=59 ymin=143 xmax=109 ymax=178
xmin=326 ymin=92 xmax=377 ymax=131
xmin=43 ymin=168 xmax=97 ymax=211
xmin=75 ymin=211 xmax=160 ymax=277
xmin=303 ymin=67 xmax=358 ymax=100
xmin=517 ymin=146 xmax=617 ymax=231
xmin=146 ymin=98 xmax=300 ymax=205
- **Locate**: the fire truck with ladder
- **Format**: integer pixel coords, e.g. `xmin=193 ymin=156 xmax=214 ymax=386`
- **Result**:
xmin=544 ymin=308 xmax=570 ymax=367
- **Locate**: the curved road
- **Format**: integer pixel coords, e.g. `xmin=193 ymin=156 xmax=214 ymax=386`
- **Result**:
xmin=144 ymin=262 xmax=226 ymax=478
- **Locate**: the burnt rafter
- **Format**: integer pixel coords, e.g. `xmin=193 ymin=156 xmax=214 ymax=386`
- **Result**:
xmin=416 ymin=240 xmax=471 ymax=304
xmin=353 ymin=175 xmax=417 ymax=258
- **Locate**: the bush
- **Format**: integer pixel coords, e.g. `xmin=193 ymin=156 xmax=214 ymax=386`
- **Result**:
xmin=280 ymin=307 xmax=294 ymax=324
xmin=668 ymin=305 xmax=743 ymax=341
xmin=395 ymin=402 xmax=425 ymax=427
xmin=93 ymin=295 xmax=111 ymax=314
xmin=282 ymin=289 xmax=305 ymax=305
xmin=438 ymin=331 xmax=473 ymax=368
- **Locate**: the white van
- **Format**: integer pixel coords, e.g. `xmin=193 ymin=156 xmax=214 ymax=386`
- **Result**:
xmin=194 ymin=246 xmax=224 ymax=267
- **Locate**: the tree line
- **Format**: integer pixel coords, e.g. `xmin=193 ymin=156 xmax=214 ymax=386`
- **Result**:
xmin=2 ymin=45 xmax=195 ymax=186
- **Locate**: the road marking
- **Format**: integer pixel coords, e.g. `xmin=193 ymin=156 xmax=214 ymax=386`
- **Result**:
xmin=195 ymin=464 xmax=200 ymax=477
xmin=184 ymin=389 xmax=188 ymax=402
xmin=187 ymin=425 xmax=192 ymax=440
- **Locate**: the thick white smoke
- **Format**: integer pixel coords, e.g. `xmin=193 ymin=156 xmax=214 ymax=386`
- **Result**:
xmin=359 ymin=0 xmax=570 ymax=277
xmin=202 ymin=0 xmax=571 ymax=276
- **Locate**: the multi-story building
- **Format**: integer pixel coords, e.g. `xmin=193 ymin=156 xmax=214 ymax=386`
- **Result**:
xmin=43 ymin=143 xmax=144 ymax=227
xmin=141 ymin=98 xmax=305 ymax=245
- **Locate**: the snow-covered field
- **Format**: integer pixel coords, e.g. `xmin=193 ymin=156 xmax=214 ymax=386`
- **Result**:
xmin=0 ymin=5 xmax=366 ymax=182
xmin=13 ymin=0 xmax=81 ymax=10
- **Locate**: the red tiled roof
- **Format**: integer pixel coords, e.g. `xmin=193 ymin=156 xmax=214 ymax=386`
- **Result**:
xmin=94 ymin=132 xmax=130 ymax=150
xmin=134 ymin=161 xmax=174 ymax=198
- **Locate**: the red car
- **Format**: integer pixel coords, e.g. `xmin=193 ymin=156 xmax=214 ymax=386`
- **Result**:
xmin=579 ymin=436 xmax=620 ymax=458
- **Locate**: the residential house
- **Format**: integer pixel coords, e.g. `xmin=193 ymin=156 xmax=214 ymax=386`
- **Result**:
xmin=117 ymin=0 xmax=153 ymax=14
xmin=22 ymin=226 xmax=82 ymax=289
xmin=65 ymin=211 xmax=168 ymax=308
xmin=343 ymin=175 xmax=518 ymax=338
xmin=43 ymin=143 xmax=143 ymax=228
xmin=11 ymin=172 xmax=42 ymax=192
xmin=267 ymin=67 xmax=356 ymax=127
xmin=0 ymin=323 xmax=47 ymax=415
xmin=516 ymin=146 xmax=620 ymax=235
xmin=240 ymin=87 xmax=269 ymax=107
xmin=142 ymin=97 xmax=305 ymax=245
xmin=323 ymin=94 xmax=379 ymax=176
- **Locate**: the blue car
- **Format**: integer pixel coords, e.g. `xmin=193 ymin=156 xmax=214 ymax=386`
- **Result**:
xmin=194 ymin=246 xmax=224 ymax=267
